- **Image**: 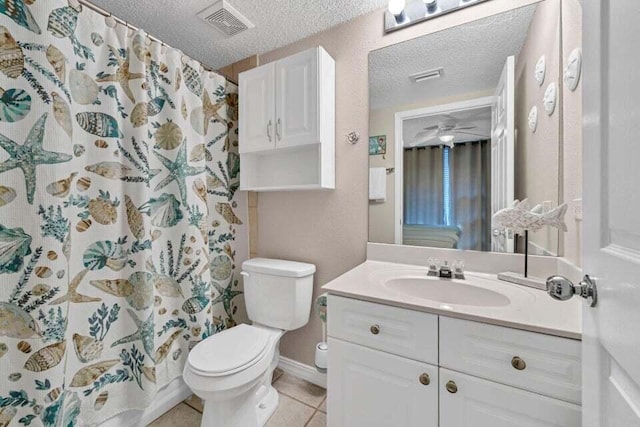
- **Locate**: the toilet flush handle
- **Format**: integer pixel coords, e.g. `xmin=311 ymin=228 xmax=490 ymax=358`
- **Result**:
xmin=240 ymin=272 xmax=250 ymax=277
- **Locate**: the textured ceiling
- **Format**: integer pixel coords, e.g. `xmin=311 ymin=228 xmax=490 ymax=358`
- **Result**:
xmin=402 ymin=107 xmax=492 ymax=146
xmin=369 ymin=4 xmax=537 ymax=110
xmin=90 ymin=0 xmax=388 ymax=69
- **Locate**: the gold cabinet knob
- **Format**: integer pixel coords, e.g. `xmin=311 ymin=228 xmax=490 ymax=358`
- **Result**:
xmin=370 ymin=324 xmax=380 ymax=335
xmin=446 ymin=380 xmax=458 ymax=394
xmin=419 ymin=373 xmax=430 ymax=385
xmin=511 ymin=356 xmax=526 ymax=370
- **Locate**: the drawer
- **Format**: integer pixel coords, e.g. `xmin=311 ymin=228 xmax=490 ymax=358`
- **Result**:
xmin=439 ymin=368 xmax=581 ymax=427
xmin=440 ymin=317 xmax=581 ymax=404
xmin=328 ymin=295 xmax=438 ymax=364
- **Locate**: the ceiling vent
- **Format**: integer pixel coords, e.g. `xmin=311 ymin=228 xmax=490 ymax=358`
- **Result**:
xmin=410 ymin=67 xmax=444 ymax=83
xmin=198 ymin=0 xmax=254 ymax=37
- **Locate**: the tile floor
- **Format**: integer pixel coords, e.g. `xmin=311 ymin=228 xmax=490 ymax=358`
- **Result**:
xmin=149 ymin=369 xmax=326 ymax=427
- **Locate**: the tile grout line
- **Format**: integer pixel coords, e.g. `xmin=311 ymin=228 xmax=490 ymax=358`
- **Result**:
xmin=303 ymin=408 xmax=320 ymax=427
xmin=318 ymin=396 xmax=326 ymax=412
xmin=272 ymin=373 xmax=327 ymax=410
xmin=182 ymin=402 xmax=202 ymax=416
xmin=276 ymin=390 xmax=324 ymax=411
xmin=183 ymin=398 xmax=203 ymax=414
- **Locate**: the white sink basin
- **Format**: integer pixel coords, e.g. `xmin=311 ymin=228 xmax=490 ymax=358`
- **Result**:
xmin=384 ymin=276 xmax=511 ymax=307
xmin=369 ymin=268 xmax=535 ymax=309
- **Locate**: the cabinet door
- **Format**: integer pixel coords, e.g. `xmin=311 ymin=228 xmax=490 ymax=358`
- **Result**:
xmin=239 ymin=63 xmax=275 ymax=153
xmin=439 ymin=368 xmax=581 ymax=427
xmin=328 ymin=338 xmax=438 ymax=427
xmin=275 ymin=49 xmax=318 ymax=148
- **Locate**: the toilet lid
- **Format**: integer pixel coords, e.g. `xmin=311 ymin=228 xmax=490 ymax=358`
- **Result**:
xmin=187 ymin=324 xmax=270 ymax=376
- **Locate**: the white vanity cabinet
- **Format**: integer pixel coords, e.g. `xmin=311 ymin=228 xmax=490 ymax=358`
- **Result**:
xmin=238 ymin=46 xmax=335 ymax=191
xmin=327 ymin=295 xmax=582 ymax=427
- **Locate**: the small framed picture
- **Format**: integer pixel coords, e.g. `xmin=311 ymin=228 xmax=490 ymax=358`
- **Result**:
xmin=369 ymin=135 xmax=387 ymax=155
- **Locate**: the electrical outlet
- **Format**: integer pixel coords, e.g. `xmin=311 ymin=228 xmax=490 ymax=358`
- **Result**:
xmin=573 ymin=198 xmax=583 ymax=221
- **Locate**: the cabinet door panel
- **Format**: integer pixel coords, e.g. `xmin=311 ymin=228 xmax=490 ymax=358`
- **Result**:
xmin=275 ymin=49 xmax=318 ymax=147
xmin=239 ymin=64 xmax=275 ymax=153
xmin=439 ymin=368 xmax=581 ymax=427
xmin=328 ymin=338 xmax=438 ymax=427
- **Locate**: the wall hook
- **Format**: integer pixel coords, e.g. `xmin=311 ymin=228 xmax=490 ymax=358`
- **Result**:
xmin=346 ymin=131 xmax=360 ymax=145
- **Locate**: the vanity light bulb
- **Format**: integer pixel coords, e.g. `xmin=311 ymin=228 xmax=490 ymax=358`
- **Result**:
xmin=388 ymin=0 xmax=406 ymax=16
xmin=424 ymin=0 xmax=437 ymax=13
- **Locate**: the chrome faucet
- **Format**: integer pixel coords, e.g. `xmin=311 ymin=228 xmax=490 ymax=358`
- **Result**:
xmin=427 ymin=258 xmax=464 ymax=279
xmin=439 ymin=261 xmax=453 ymax=278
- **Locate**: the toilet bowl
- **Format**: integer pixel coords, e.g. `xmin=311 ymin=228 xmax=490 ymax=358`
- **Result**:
xmin=183 ymin=324 xmax=284 ymax=426
xmin=183 ymin=258 xmax=315 ymax=427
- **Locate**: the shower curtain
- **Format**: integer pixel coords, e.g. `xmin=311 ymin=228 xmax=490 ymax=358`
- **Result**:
xmin=403 ymin=146 xmax=445 ymax=226
xmin=0 ymin=1 xmax=246 ymax=426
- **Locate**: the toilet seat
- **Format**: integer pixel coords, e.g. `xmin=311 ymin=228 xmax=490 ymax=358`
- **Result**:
xmin=187 ymin=324 xmax=272 ymax=377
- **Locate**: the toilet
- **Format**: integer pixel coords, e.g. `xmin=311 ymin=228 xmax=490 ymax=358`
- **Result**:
xmin=183 ymin=258 xmax=316 ymax=427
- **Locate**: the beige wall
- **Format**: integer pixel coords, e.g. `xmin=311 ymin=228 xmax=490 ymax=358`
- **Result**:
xmin=514 ymin=0 xmax=561 ymax=255
xmin=560 ymin=0 xmax=583 ymax=266
xmin=513 ymin=0 xmax=584 ymax=264
xmin=257 ymin=0 xmax=541 ymax=367
xmin=218 ymin=55 xmax=258 ymax=85
xmin=368 ymin=90 xmax=494 ymax=244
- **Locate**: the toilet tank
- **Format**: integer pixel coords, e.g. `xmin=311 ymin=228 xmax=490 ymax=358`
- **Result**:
xmin=242 ymin=258 xmax=315 ymax=331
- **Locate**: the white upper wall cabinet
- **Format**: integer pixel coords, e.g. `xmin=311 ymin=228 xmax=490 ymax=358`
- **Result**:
xmin=239 ymin=63 xmax=275 ymax=153
xmin=275 ymin=48 xmax=318 ymax=148
xmin=239 ymin=47 xmax=335 ymax=191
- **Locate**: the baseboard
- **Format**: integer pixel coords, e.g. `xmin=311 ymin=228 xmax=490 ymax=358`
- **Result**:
xmin=277 ymin=356 xmax=327 ymax=389
xmin=101 ymin=377 xmax=192 ymax=427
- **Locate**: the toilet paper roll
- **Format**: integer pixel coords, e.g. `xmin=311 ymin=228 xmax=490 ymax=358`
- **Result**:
xmin=315 ymin=342 xmax=328 ymax=373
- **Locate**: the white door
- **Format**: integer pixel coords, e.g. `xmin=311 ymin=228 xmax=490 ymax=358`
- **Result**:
xmin=274 ymin=48 xmax=318 ymax=148
xmin=439 ymin=369 xmax=581 ymax=427
xmin=490 ymin=55 xmax=515 ymax=253
xmin=580 ymin=1 xmax=640 ymax=425
xmin=238 ymin=63 xmax=275 ymax=153
xmin=327 ymin=338 xmax=438 ymax=427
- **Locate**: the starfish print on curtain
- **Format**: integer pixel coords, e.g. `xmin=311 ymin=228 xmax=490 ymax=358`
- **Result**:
xmin=154 ymin=142 xmax=205 ymax=206
xmin=0 ymin=113 xmax=72 ymax=204
xmin=96 ymin=46 xmax=145 ymax=104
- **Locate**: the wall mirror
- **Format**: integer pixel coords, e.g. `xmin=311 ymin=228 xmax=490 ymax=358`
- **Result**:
xmin=369 ymin=1 xmax=571 ymax=256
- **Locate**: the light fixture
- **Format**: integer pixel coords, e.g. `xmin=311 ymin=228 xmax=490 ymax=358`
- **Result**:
xmin=439 ymin=134 xmax=455 ymax=143
xmin=424 ymin=0 xmax=438 ymax=13
xmin=385 ymin=0 xmax=491 ymax=33
xmin=388 ymin=0 xmax=407 ymax=24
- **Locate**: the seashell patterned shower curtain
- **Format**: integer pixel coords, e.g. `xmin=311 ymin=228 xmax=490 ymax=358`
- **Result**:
xmin=0 ymin=0 xmax=247 ymax=425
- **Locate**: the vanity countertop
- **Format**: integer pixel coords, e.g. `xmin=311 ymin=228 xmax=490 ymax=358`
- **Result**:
xmin=322 ymin=260 xmax=581 ymax=340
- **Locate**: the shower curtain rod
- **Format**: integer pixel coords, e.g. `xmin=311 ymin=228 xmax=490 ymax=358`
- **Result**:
xmin=77 ymin=0 xmax=218 ymax=74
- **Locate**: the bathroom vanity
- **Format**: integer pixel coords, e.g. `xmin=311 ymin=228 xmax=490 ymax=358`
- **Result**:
xmin=323 ymin=260 xmax=581 ymax=427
